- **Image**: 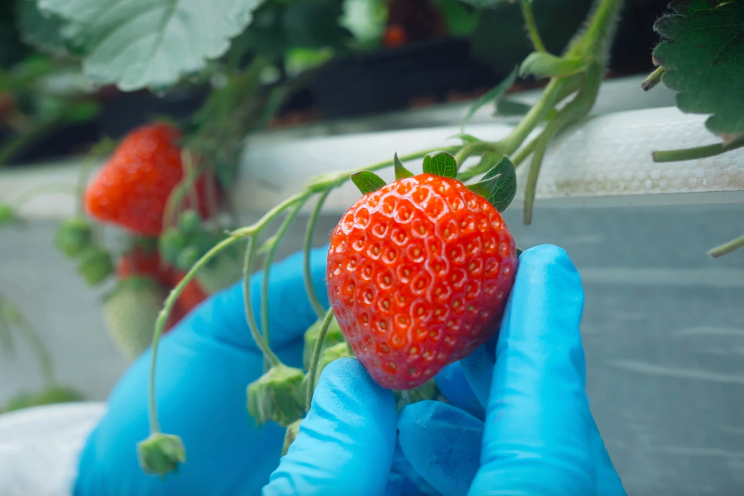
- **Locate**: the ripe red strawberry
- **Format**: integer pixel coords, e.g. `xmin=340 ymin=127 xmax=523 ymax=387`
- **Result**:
xmin=85 ymin=123 xmax=210 ymax=236
xmin=327 ymin=173 xmax=518 ymax=390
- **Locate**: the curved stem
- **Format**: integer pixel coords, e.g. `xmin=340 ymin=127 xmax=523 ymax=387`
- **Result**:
xmin=9 ymin=183 xmax=79 ymax=211
xmin=2 ymin=297 xmax=54 ymax=386
xmin=260 ymin=198 xmax=308 ymax=350
xmin=652 ymin=139 xmax=744 ymax=163
xmin=511 ymin=134 xmax=540 ymax=168
xmin=76 ymin=138 xmax=115 ymax=215
xmin=243 ymin=235 xmax=281 ymax=367
xmin=303 ymin=189 xmax=332 ymax=319
xmin=305 ymin=309 xmax=334 ymax=410
xmin=520 ymin=0 xmax=546 ymax=52
xmin=641 ymin=66 xmax=665 ymax=92
xmin=182 ymin=150 xmax=200 ymax=210
xmin=708 ymin=233 xmax=744 ymax=258
xmin=148 ymin=235 xmax=243 ymax=433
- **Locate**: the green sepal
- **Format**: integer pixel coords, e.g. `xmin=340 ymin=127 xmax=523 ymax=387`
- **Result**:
xmin=159 ymin=228 xmax=187 ymax=265
xmin=351 ymin=171 xmax=387 ymax=195
xmin=516 ymin=247 xmax=523 ymax=257
xmin=393 ymin=380 xmax=440 ymax=412
xmin=422 ymin=151 xmax=458 ymax=179
xmin=467 ymin=155 xmax=517 ymax=212
xmin=393 ymin=153 xmax=414 ymax=180
xmin=54 ymin=217 xmax=92 ymax=258
xmin=137 ymin=433 xmax=186 ymax=478
xmin=282 ymin=419 xmax=302 ymax=456
xmin=519 ymin=52 xmax=586 ymax=79
xmin=77 ymin=246 xmax=113 ymax=286
xmin=247 ymin=365 xmax=305 ymax=427
xmin=177 ymin=210 xmax=201 ymax=235
xmin=461 ymin=66 xmax=518 ymax=132
xmin=303 ymin=315 xmax=346 ymax=370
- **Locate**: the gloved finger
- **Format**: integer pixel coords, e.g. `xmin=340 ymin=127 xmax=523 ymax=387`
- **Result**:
xmin=263 ymin=358 xmax=397 ymax=496
xmin=589 ymin=417 xmax=627 ymax=496
xmin=458 ymin=339 xmax=495 ymax=410
xmin=398 ymin=400 xmax=483 ymax=496
xmin=185 ymin=245 xmax=329 ymax=351
xmin=470 ymin=245 xmax=595 ymax=496
xmin=386 ymin=442 xmax=441 ymax=496
xmin=433 ymin=362 xmax=484 ymax=420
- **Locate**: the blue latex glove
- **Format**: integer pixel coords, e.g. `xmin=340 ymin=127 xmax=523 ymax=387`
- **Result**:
xmin=74 ymin=247 xmax=330 ymax=496
xmin=264 ymin=245 xmax=626 ymax=496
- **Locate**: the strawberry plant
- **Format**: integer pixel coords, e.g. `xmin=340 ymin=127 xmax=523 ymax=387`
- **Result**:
xmin=0 ymin=0 xmax=741 ymax=480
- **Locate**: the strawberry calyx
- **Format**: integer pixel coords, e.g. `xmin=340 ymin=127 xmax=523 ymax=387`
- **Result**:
xmin=247 ymin=364 xmax=305 ymax=428
xmin=302 ymin=315 xmax=346 ymax=370
xmin=281 ymin=419 xmax=302 ymax=456
xmin=77 ymin=246 xmax=113 ymax=287
xmin=54 ymin=217 xmax=93 ymax=258
xmin=137 ymin=433 xmax=186 ymax=477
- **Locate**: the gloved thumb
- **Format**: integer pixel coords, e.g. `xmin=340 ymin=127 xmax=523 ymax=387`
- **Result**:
xmin=262 ymin=358 xmax=398 ymax=496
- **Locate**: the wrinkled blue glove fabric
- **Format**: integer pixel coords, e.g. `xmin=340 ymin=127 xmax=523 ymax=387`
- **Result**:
xmin=265 ymin=245 xmax=625 ymax=496
xmin=74 ymin=247 xmax=330 ymax=496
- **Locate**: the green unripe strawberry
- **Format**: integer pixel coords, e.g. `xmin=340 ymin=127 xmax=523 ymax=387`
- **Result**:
xmin=247 ymin=364 xmax=305 ymax=427
xmin=3 ymin=385 xmax=85 ymax=412
xmin=103 ymin=277 xmax=164 ymax=360
xmin=137 ymin=433 xmax=186 ymax=477
xmin=282 ymin=419 xmax=302 ymax=456
xmin=55 ymin=217 xmax=92 ymax=258
xmin=159 ymin=228 xmax=186 ymax=265
xmin=0 ymin=203 xmax=14 ymax=226
xmin=303 ymin=315 xmax=346 ymax=370
xmin=78 ymin=246 xmax=113 ymax=286
xmin=196 ymin=249 xmax=242 ymax=294
xmin=178 ymin=209 xmax=201 ymax=235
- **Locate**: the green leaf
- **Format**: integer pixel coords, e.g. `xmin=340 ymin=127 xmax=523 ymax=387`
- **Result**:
xmin=393 ymin=153 xmax=414 ymax=180
xmin=653 ymin=1 xmax=744 ymax=136
xmin=15 ymin=0 xmax=68 ymax=56
xmin=37 ymin=0 xmax=264 ymax=91
xmin=494 ymin=98 xmax=558 ymax=120
xmin=351 ymin=171 xmax=386 ymax=194
xmin=467 ymin=155 xmax=517 ymax=212
xmin=519 ymin=51 xmax=585 ymax=78
xmin=422 ymin=152 xmax=458 ymax=179
xmin=449 ymin=133 xmax=482 ymax=145
xmin=461 ymin=66 xmax=517 ymax=132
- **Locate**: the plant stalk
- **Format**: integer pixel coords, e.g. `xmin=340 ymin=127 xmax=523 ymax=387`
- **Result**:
xmin=520 ymin=0 xmax=546 ymax=52
xmin=305 ymin=309 xmax=335 ymax=410
xmin=653 ymin=139 xmax=744 ymax=162
xmin=304 ymin=189 xmax=332 ymax=319
xmin=708 ymin=234 xmax=744 ymax=258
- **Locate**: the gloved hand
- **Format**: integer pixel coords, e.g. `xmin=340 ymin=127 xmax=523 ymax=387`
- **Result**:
xmin=263 ymin=245 xmax=626 ymax=496
xmin=74 ymin=247 xmax=330 ymax=496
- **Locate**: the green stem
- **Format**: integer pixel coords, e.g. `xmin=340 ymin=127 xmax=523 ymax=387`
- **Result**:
xmin=568 ymin=0 xmax=624 ymax=61
xmin=708 ymin=233 xmax=744 ymax=258
xmin=0 ymin=116 xmax=65 ymax=166
xmin=306 ymin=309 xmax=334 ymax=410
xmin=148 ymin=235 xmax=243 ymax=433
xmin=652 ymin=139 xmax=744 ymax=163
xmin=303 ymin=189 xmax=331 ymax=319
xmin=9 ymin=183 xmax=79 ymax=211
xmin=182 ymin=150 xmax=200 ymax=210
xmin=641 ymin=66 xmax=665 ymax=92
xmin=523 ymin=62 xmax=603 ymax=225
xmin=1 ymin=297 xmax=54 ymax=386
xmin=242 ymin=235 xmax=282 ymax=367
xmin=77 ymin=138 xmax=115 ymax=215
xmin=260 ymin=198 xmax=308 ymax=350
xmin=520 ymin=0 xmax=546 ymax=52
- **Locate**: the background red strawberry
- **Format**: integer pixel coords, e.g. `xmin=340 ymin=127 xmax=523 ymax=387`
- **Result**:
xmin=85 ymin=123 xmax=211 ymax=236
xmin=327 ymin=173 xmax=517 ymax=390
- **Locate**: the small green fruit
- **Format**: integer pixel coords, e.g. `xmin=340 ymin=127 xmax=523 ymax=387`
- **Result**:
xmin=247 ymin=365 xmax=305 ymax=427
xmin=78 ymin=246 xmax=113 ymax=286
xmin=103 ymin=277 xmax=164 ymax=360
xmin=54 ymin=217 xmax=92 ymax=258
xmin=303 ymin=315 xmax=346 ymax=370
xmin=137 ymin=433 xmax=186 ymax=477
xmin=177 ymin=210 xmax=201 ymax=235
xmin=159 ymin=228 xmax=186 ymax=265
